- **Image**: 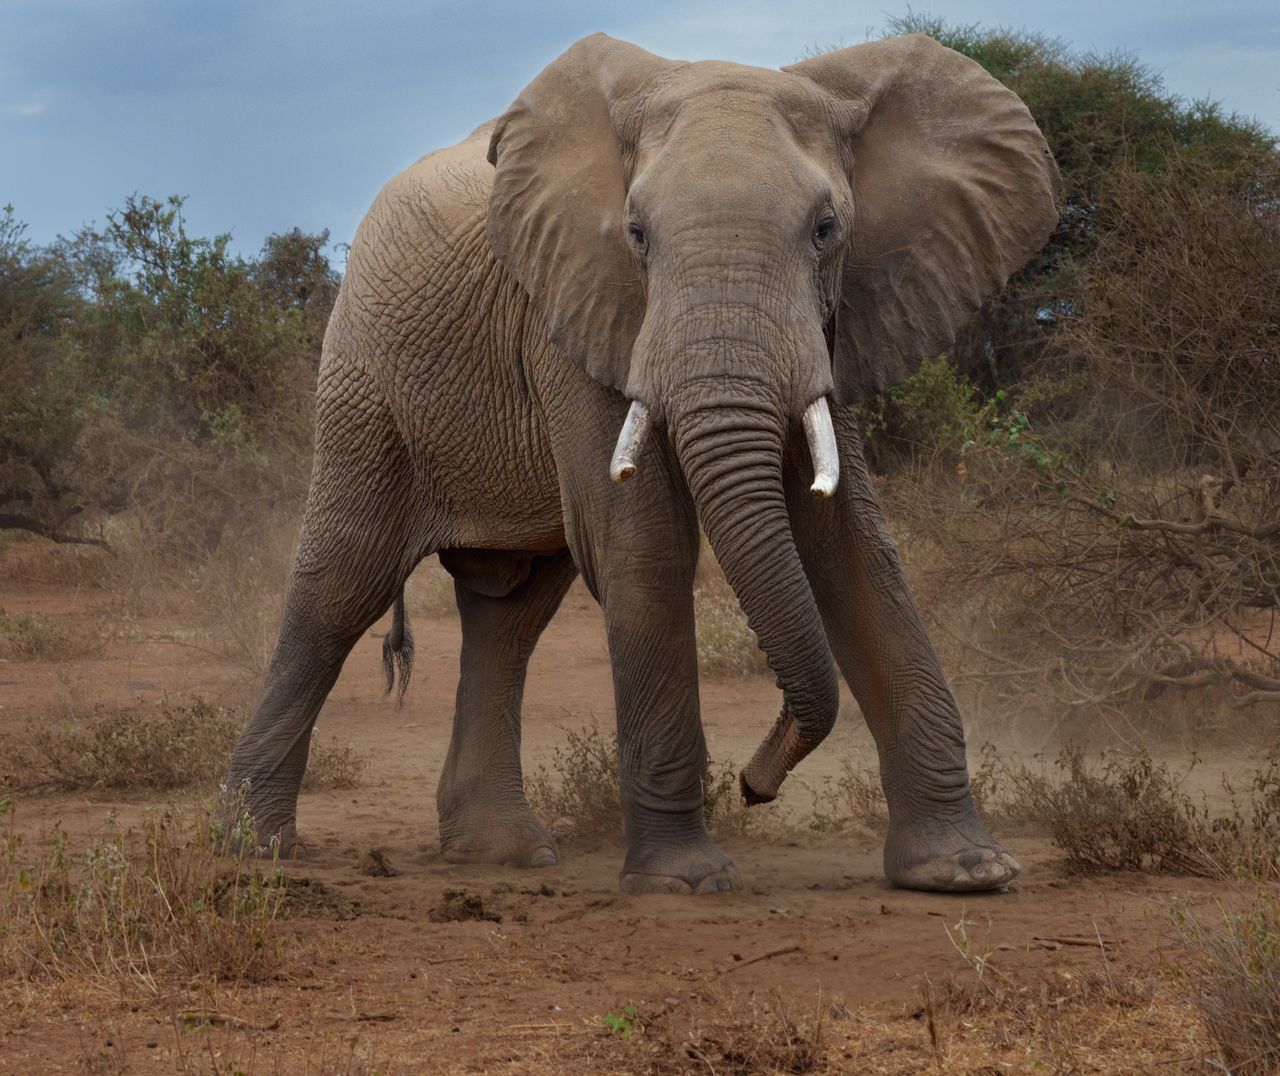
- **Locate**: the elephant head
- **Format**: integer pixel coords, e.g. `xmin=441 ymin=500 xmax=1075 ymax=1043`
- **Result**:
xmin=486 ymin=33 xmax=1060 ymax=798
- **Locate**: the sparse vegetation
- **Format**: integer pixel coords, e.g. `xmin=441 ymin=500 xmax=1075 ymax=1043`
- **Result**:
xmin=0 ymin=697 xmax=363 ymax=793
xmin=0 ymin=606 xmax=92 ymax=660
xmin=803 ymin=757 xmax=888 ymax=835
xmin=994 ymin=745 xmax=1280 ymax=881
xmin=694 ymin=562 xmax=768 ymax=679
xmin=1177 ymin=887 xmax=1280 ymax=1075
xmin=0 ymin=788 xmax=291 ymax=991
xmin=525 ymin=718 xmax=756 ymax=838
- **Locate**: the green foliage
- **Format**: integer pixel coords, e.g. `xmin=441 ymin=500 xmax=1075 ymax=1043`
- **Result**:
xmin=870 ymin=14 xmax=1278 ymax=400
xmin=863 ymin=356 xmax=1070 ymax=481
xmin=603 ymin=1004 xmax=640 ymax=1038
xmin=0 ymin=196 xmax=339 ymax=556
xmin=863 ymin=355 xmax=990 ymax=455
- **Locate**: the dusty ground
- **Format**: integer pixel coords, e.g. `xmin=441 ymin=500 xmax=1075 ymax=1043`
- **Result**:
xmin=0 ymin=555 xmax=1236 ymax=1073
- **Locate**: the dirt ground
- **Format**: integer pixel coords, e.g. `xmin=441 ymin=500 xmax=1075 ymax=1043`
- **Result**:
xmin=0 ymin=558 xmax=1237 ymax=1073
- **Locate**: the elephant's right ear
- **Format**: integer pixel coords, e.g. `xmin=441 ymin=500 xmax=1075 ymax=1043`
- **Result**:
xmin=486 ymin=34 xmax=677 ymax=393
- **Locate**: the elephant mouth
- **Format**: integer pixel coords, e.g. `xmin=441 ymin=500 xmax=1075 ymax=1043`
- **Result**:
xmin=609 ymin=395 xmax=840 ymax=498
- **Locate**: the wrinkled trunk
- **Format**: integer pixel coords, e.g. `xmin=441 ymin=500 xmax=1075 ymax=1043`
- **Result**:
xmin=670 ymin=393 xmax=840 ymax=803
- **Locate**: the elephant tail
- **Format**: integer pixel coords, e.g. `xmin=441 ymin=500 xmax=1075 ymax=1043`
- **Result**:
xmin=381 ymin=586 xmax=415 ymax=708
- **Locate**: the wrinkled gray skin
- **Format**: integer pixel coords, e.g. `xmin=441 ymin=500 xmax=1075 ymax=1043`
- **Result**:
xmin=225 ymin=33 xmax=1060 ymax=895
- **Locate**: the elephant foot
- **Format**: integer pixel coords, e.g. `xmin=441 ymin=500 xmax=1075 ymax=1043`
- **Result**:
xmin=620 ymin=832 xmax=744 ymax=895
xmin=439 ymin=800 xmax=558 ymax=869
xmin=885 ymin=812 xmax=1020 ymax=893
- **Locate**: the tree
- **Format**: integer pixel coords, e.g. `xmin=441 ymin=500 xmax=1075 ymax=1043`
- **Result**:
xmin=0 ymin=197 xmax=341 ymax=554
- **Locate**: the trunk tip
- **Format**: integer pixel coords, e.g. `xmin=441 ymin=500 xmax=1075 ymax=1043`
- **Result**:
xmin=739 ymin=769 xmax=777 ymax=807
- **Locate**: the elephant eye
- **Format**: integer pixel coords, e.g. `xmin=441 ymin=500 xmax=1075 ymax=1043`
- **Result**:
xmin=626 ymin=221 xmax=648 ymax=251
xmin=813 ymin=215 xmax=838 ymax=249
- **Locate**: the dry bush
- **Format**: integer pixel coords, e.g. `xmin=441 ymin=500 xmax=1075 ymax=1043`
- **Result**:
xmin=525 ymin=718 xmax=754 ymax=838
xmin=0 ymin=697 xmax=363 ymax=793
xmin=0 ymin=533 xmax=113 ymax=589
xmin=0 ymin=606 xmax=95 ymax=660
xmin=1176 ymin=886 xmax=1280 ymax=1075
xmin=802 ymin=757 xmax=888 ymax=835
xmin=883 ymin=152 xmax=1280 ymax=732
xmin=653 ymin=993 xmax=826 ymax=1075
xmin=405 ymin=556 xmax=457 ymax=619
xmin=798 ymin=743 xmax=1035 ymax=837
xmin=0 ymin=789 xmax=290 ymax=992
xmin=694 ymin=547 xmax=769 ymax=679
xmin=996 ymin=744 xmax=1280 ymax=880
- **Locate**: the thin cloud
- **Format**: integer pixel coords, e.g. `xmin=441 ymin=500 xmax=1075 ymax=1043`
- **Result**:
xmin=2 ymin=100 xmax=46 ymax=116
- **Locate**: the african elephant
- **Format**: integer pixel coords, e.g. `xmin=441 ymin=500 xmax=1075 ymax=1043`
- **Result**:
xmin=224 ymin=32 xmax=1060 ymax=894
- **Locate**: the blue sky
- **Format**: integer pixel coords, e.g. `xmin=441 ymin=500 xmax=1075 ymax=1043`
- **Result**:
xmin=4 ymin=0 xmax=1277 ymax=259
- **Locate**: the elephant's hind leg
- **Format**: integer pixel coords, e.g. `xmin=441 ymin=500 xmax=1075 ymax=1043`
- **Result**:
xmin=224 ymin=386 xmax=423 ymax=855
xmin=436 ymin=547 xmax=577 ymax=868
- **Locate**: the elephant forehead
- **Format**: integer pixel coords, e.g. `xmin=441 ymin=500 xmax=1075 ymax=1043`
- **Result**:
xmin=644 ymin=60 xmax=839 ymax=138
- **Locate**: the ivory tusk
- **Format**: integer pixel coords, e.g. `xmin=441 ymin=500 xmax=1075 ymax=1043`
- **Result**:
xmin=803 ymin=397 xmax=839 ymax=498
xmin=609 ymin=400 xmax=651 ymax=483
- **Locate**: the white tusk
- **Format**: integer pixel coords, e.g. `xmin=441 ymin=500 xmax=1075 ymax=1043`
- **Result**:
xmin=803 ymin=396 xmax=839 ymax=498
xmin=609 ymin=400 xmax=651 ymax=483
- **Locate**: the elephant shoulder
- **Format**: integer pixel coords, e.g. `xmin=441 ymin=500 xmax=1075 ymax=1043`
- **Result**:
xmin=350 ymin=124 xmax=496 ymax=267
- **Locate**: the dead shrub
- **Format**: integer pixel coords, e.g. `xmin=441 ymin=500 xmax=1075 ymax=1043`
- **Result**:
xmin=802 ymin=757 xmax=888 ymax=835
xmin=655 ymin=993 xmax=825 ymax=1075
xmin=0 ymin=788 xmax=290 ymax=992
xmin=525 ymin=718 xmax=754 ymax=838
xmin=998 ymin=745 xmax=1280 ymax=880
xmin=404 ymin=556 xmax=457 ymax=619
xmin=881 ymin=152 xmax=1280 ymax=733
xmin=0 ymin=697 xmax=363 ymax=793
xmin=1176 ymin=886 xmax=1280 ymax=1075
xmin=0 ymin=606 xmax=95 ymax=660
xmin=694 ymin=557 xmax=768 ymax=679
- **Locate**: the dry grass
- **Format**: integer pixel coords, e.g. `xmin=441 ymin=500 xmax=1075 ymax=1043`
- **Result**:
xmin=694 ymin=559 xmax=768 ymax=680
xmin=996 ymin=745 xmax=1280 ymax=881
xmin=0 ymin=533 xmax=114 ymax=590
xmin=801 ymin=756 xmax=888 ymax=835
xmin=0 ymin=697 xmax=364 ymax=793
xmin=0 ymin=789 xmax=291 ymax=995
xmin=0 ymin=606 xmax=97 ymax=660
xmin=1176 ymin=885 xmax=1280 ymax=1075
xmin=524 ymin=718 xmax=757 ymax=839
xmin=578 ymin=968 xmax=1211 ymax=1073
xmin=404 ymin=556 xmax=457 ymax=619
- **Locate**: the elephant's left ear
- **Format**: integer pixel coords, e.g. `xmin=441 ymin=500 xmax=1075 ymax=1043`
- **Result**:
xmin=486 ymin=35 xmax=679 ymax=393
xmin=785 ymin=34 xmax=1062 ymax=404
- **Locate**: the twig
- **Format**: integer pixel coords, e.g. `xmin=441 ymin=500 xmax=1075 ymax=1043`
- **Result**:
xmin=182 ymin=1010 xmax=281 ymax=1031
xmin=1033 ymin=934 xmax=1114 ymax=949
xmin=723 ymin=944 xmax=801 ymax=972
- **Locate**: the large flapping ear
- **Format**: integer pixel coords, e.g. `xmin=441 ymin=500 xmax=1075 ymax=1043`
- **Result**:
xmin=785 ymin=34 xmax=1061 ymax=403
xmin=487 ymin=34 xmax=678 ymax=392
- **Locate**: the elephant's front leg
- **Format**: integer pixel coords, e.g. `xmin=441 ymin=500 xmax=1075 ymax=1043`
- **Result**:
xmin=555 ymin=401 xmax=741 ymax=895
xmin=786 ymin=413 xmax=1020 ymax=892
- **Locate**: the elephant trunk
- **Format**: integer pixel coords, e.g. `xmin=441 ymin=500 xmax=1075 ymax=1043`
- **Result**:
xmin=668 ymin=390 xmax=840 ymax=804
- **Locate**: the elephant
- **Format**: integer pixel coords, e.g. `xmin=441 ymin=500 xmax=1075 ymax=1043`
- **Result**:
xmin=224 ymin=32 xmax=1060 ymax=895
